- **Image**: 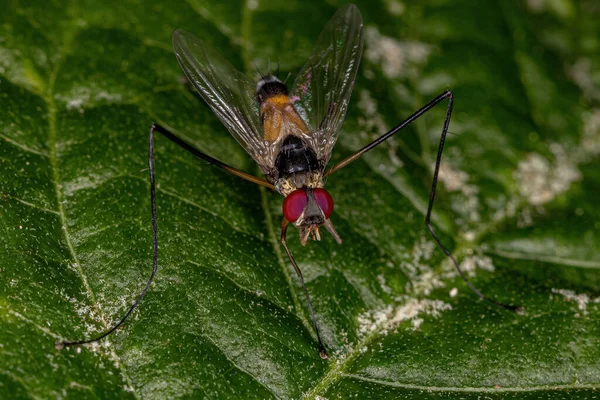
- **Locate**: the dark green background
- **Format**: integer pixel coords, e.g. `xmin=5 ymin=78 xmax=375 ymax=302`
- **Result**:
xmin=1 ymin=0 xmax=599 ymax=398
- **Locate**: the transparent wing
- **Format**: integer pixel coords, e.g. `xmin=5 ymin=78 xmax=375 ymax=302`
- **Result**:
xmin=291 ymin=4 xmax=364 ymax=164
xmin=172 ymin=30 xmax=274 ymax=172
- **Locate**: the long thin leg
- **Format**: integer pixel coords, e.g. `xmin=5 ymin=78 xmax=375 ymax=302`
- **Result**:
xmin=151 ymin=123 xmax=275 ymax=191
xmin=56 ymin=125 xmax=161 ymax=349
xmin=327 ymin=90 xmax=521 ymax=312
xmin=326 ymin=91 xmax=451 ymax=176
xmin=423 ymin=94 xmax=521 ymax=311
xmin=280 ymin=218 xmax=329 ymax=359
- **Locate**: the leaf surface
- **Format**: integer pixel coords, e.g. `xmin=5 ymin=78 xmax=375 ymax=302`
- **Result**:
xmin=1 ymin=0 xmax=599 ymax=398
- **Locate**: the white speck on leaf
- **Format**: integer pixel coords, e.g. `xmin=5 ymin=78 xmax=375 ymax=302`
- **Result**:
xmin=377 ymin=273 xmax=392 ymax=294
xmin=437 ymin=163 xmax=469 ymax=193
xmin=56 ymin=86 xmax=124 ymax=112
xmin=247 ymin=0 xmax=258 ymax=10
xmin=385 ymin=0 xmax=405 ymax=15
xmin=527 ymin=0 xmax=544 ymax=11
xmin=582 ymin=109 xmax=600 ymax=156
xmin=437 ymin=162 xmax=482 ymax=227
xmin=57 ymin=86 xmax=91 ymax=111
xmin=568 ymin=59 xmax=600 ymax=102
xmin=356 ymin=90 xmax=403 ymax=169
xmin=364 ymin=26 xmax=431 ymax=79
xmin=527 ymin=0 xmax=574 ymax=18
xmin=411 ymin=317 xmax=424 ymax=330
xmin=358 ymin=297 xmax=452 ymax=337
xmin=514 ymin=144 xmax=581 ymax=206
xmin=552 ymin=288 xmax=600 ymax=316
xmin=403 ymin=236 xmax=444 ymax=296
xmin=357 ymin=90 xmax=387 ymax=136
xmin=460 ymin=254 xmax=495 ymax=277
xmin=464 ymin=231 xmax=475 ymax=241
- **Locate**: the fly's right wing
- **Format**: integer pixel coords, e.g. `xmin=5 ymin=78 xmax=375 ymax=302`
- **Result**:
xmin=172 ymin=30 xmax=277 ymax=173
xmin=291 ymin=4 xmax=364 ymax=164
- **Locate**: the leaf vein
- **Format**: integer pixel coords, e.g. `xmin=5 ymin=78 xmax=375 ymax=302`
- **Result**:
xmin=342 ymin=373 xmax=599 ymax=393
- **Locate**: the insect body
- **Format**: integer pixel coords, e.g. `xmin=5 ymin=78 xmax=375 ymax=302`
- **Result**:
xmin=57 ymin=4 xmax=519 ymax=358
xmin=257 ymin=75 xmax=341 ymax=245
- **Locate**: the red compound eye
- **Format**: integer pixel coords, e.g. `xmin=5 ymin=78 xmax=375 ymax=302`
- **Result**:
xmin=314 ymin=188 xmax=334 ymax=219
xmin=283 ymin=189 xmax=308 ymax=222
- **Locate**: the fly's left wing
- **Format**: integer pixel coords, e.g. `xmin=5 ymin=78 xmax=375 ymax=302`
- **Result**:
xmin=291 ymin=4 xmax=364 ymax=164
xmin=173 ymin=30 xmax=277 ymax=174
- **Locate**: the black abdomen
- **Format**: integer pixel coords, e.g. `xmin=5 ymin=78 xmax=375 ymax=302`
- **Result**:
xmin=275 ymin=135 xmax=319 ymax=178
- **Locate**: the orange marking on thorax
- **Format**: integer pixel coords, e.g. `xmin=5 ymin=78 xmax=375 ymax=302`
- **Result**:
xmin=264 ymin=94 xmax=291 ymax=107
xmin=261 ymin=94 xmax=309 ymax=142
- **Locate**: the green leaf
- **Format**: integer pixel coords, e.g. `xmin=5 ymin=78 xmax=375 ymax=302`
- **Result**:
xmin=1 ymin=0 xmax=599 ymax=398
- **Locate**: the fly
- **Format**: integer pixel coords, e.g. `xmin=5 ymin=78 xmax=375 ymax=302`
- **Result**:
xmin=57 ymin=4 xmax=520 ymax=358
